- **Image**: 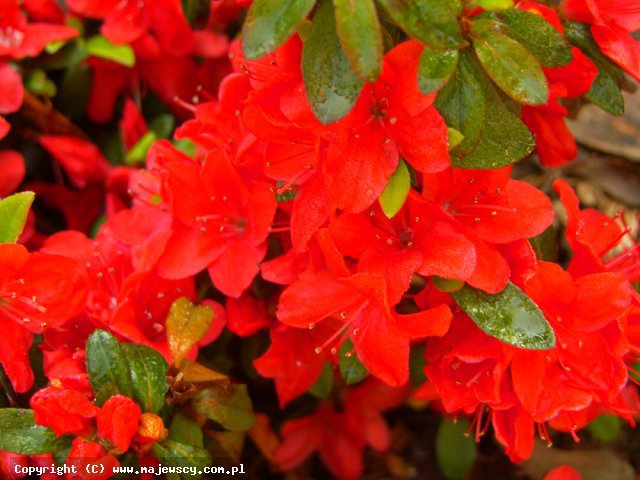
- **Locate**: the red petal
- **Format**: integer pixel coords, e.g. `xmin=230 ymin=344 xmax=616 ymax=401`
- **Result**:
xmin=18 ymin=24 xmax=78 ymax=57
xmin=0 ymin=319 xmax=33 ymax=392
xmin=0 ymin=62 xmax=24 ymax=114
xmin=207 ymin=239 xmax=266 ymax=298
xmin=394 ymin=304 xmax=453 ymax=339
xmin=226 ymin=294 xmax=271 ymax=337
xmin=591 ymin=23 xmax=640 ymax=82
xmin=544 ymin=465 xmax=582 ymax=480
xmin=31 ymin=386 xmax=99 ymax=436
xmin=0 ymin=150 xmax=25 ymax=197
xmin=97 ymin=395 xmax=141 ymax=452
xmin=39 ymin=135 xmax=110 ymax=188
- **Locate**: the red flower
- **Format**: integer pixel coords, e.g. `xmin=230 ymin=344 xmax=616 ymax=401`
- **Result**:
xmin=226 ymin=293 xmax=272 ymax=337
xmin=0 ymin=244 xmax=87 ymax=392
xmin=96 ymin=395 xmax=141 ymax=453
xmin=278 ymin=270 xmax=452 ymax=386
xmin=544 ymin=465 xmax=582 ymax=480
xmin=65 ymin=438 xmax=119 ymax=480
xmin=0 ymin=150 xmax=25 ymax=197
xmin=157 ymin=152 xmax=276 ymax=297
xmin=561 ymin=0 xmax=640 ymax=81
xmin=31 ymin=382 xmax=99 ymax=437
xmin=0 ymin=62 xmax=23 ymax=115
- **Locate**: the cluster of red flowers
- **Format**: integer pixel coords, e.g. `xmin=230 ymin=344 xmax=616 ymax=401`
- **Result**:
xmin=1 ymin=0 xmax=640 ymax=478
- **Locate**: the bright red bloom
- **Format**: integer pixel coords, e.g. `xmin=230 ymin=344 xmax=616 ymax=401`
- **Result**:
xmin=0 ymin=62 xmax=23 ymax=115
xmin=96 ymin=395 xmax=141 ymax=453
xmin=66 ymin=438 xmax=119 ymax=480
xmin=0 ymin=0 xmax=77 ymax=59
xmin=561 ymin=0 xmax=640 ymax=81
xmin=157 ymin=152 xmax=276 ymax=297
xmin=67 ymin=0 xmax=193 ymax=56
xmin=325 ymin=40 xmax=449 ymax=213
xmin=0 ymin=244 xmax=87 ymax=392
xmin=22 ymin=0 xmax=65 ymax=24
xmin=544 ymin=465 xmax=582 ymax=480
xmin=39 ymin=135 xmax=111 ymax=189
xmin=0 ymin=150 xmax=25 ymax=197
xmin=226 ymin=293 xmax=272 ymax=337
xmin=31 ymin=383 xmax=99 ymax=436
xmin=278 ymin=270 xmax=452 ymax=386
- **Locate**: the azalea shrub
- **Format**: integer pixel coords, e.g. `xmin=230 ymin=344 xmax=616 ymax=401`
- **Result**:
xmin=0 ymin=0 xmax=639 ymax=478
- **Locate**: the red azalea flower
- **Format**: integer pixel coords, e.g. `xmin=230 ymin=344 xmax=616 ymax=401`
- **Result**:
xmin=0 ymin=150 xmax=25 ymax=197
xmin=561 ymin=0 xmax=640 ymax=81
xmin=324 ymin=40 xmax=449 ymax=213
xmin=0 ymin=62 xmax=24 ymax=115
xmin=226 ymin=293 xmax=272 ymax=337
xmin=96 ymin=395 xmax=141 ymax=453
xmin=67 ymin=0 xmax=193 ymax=56
xmin=278 ymin=270 xmax=452 ymax=386
xmin=39 ymin=135 xmax=111 ymax=188
xmin=0 ymin=244 xmax=87 ymax=392
xmin=31 ymin=382 xmax=99 ymax=437
xmin=157 ymin=152 xmax=276 ymax=297
xmin=65 ymin=438 xmax=119 ymax=480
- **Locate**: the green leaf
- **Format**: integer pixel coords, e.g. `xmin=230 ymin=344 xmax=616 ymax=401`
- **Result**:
xmin=435 ymin=418 xmax=476 ymax=479
xmin=564 ymin=21 xmax=625 ymax=115
xmin=152 ymin=440 xmax=212 ymax=480
xmin=302 ymin=1 xmax=364 ymax=124
xmin=122 ymin=344 xmax=168 ymax=413
xmin=482 ymin=10 xmax=572 ymax=67
xmin=124 ymin=131 xmax=157 ymax=166
xmin=433 ymin=276 xmax=464 ymax=293
xmin=241 ymin=0 xmax=316 ymax=59
xmin=169 ymin=412 xmax=204 ymax=447
xmin=588 ymin=414 xmax=621 ymax=443
xmin=338 ymin=338 xmax=369 ymax=385
xmin=0 ymin=192 xmax=35 ymax=244
xmin=435 ymin=52 xmax=534 ymax=169
xmin=309 ymin=362 xmax=333 ymax=398
xmin=333 ymin=0 xmax=383 ymax=81
xmin=379 ymin=159 xmax=410 ymax=218
xmin=25 ymin=69 xmax=57 ymax=97
xmin=478 ymin=0 xmax=513 ymax=9
xmin=451 ymin=282 xmax=555 ymax=350
xmin=86 ymin=330 xmax=133 ymax=406
xmin=0 ymin=409 xmax=72 ymax=455
xmin=166 ymin=297 xmax=213 ymax=366
xmin=447 ymin=128 xmax=464 ymax=150
xmin=418 ymin=46 xmax=459 ymax=94
xmin=86 ymin=35 xmax=135 ymax=67
xmin=471 ymin=19 xmax=548 ymax=105
xmin=193 ymin=384 xmax=255 ymax=432
xmin=376 ymin=0 xmax=463 ymax=49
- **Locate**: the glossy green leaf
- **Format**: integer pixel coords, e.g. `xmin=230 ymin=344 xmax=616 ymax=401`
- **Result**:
xmin=0 ymin=409 xmax=72 ymax=455
xmin=588 ymin=414 xmax=621 ymax=443
xmin=436 ymin=418 xmax=476 ymax=479
xmin=152 ymin=440 xmax=212 ymax=480
xmin=563 ymin=21 xmax=625 ymax=115
xmin=124 ymin=131 xmax=157 ymax=166
xmin=193 ymin=384 xmax=255 ymax=432
xmin=25 ymin=69 xmax=57 ymax=97
xmin=86 ymin=35 xmax=135 ymax=67
xmin=482 ymin=10 xmax=572 ymax=67
xmin=435 ymin=52 xmax=534 ymax=169
xmin=338 ymin=338 xmax=369 ymax=385
xmin=376 ymin=0 xmax=463 ymax=49
xmin=447 ymin=128 xmax=464 ymax=150
xmin=166 ymin=297 xmax=213 ymax=366
xmin=0 ymin=192 xmax=34 ymax=244
xmin=309 ymin=362 xmax=334 ymax=398
xmin=241 ymin=0 xmax=315 ymax=59
xmin=122 ymin=344 xmax=168 ymax=413
xmin=333 ymin=0 xmax=382 ymax=81
xmin=472 ymin=19 xmax=548 ymax=105
xmin=451 ymin=282 xmax=555 ymax=350
xmin=433 ymin=276 xmax=464 ymax=293
xmin=379 ymin=159 xmax=410 ymax=218
xmin=169 ymin=412 xmax=204 ymax=447
xmin=86 ymin=330 xmax=133 ymax=406
xmin=418 ymin=46 xmax=459 ymax=94
xmin=302 ymin=1 xmax=363 ymax=124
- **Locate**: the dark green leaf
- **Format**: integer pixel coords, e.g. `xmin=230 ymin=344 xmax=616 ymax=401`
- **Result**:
xmin=564 ymin=21 xmax=625 ymax=115
xmin=451 ymin=282 xmax=555 ymax=350
xmin=241 ymin=0 xmax=316 ymax=59
xmin=302 ymin=1 xmax=364 ymax=124
xmin=86 ymin=35 xmax=136 ymax=67
xmin=436 ymin=418 xmax=476 ymax=479
xmin=86 ymin=330 xmax=133 ymax=406
xmin=333 ymin=0 xmax=383 ymax=81
xmin=481 ymin=9 xmax=572 ymax=67
xmin=588 ymin=414 xmax=621 ymax=443
xmin=0 ymin=192 xmax=34 ymax=243
xmin=169 ymin=412 xmax=204 ymax=447
xmin=0 ymin=409 xmax=72 ymax=455
xmin=338 ymin=338 xmax=369 ymax=385
xmin=409 ymin=344 xmax=426 ymax=386
xmin=471 ymin=19 xmax=548 ymax=105
xmin=379 ymin=159 xmax=410 ymax=218
xmin=122 ymin=344 xmax=168 ymax=413
xmin=309 ymin=362 xmax=333 ymax=398
xmin=418 ymin=46 xmax=459 ymax=94
xmin=152 ymin=440 xmax=212 ymax=480
xmin=193 ymin=384 xmax=255 ymax=432
xmin=376 ymin=0 xmax=463 ymax=49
